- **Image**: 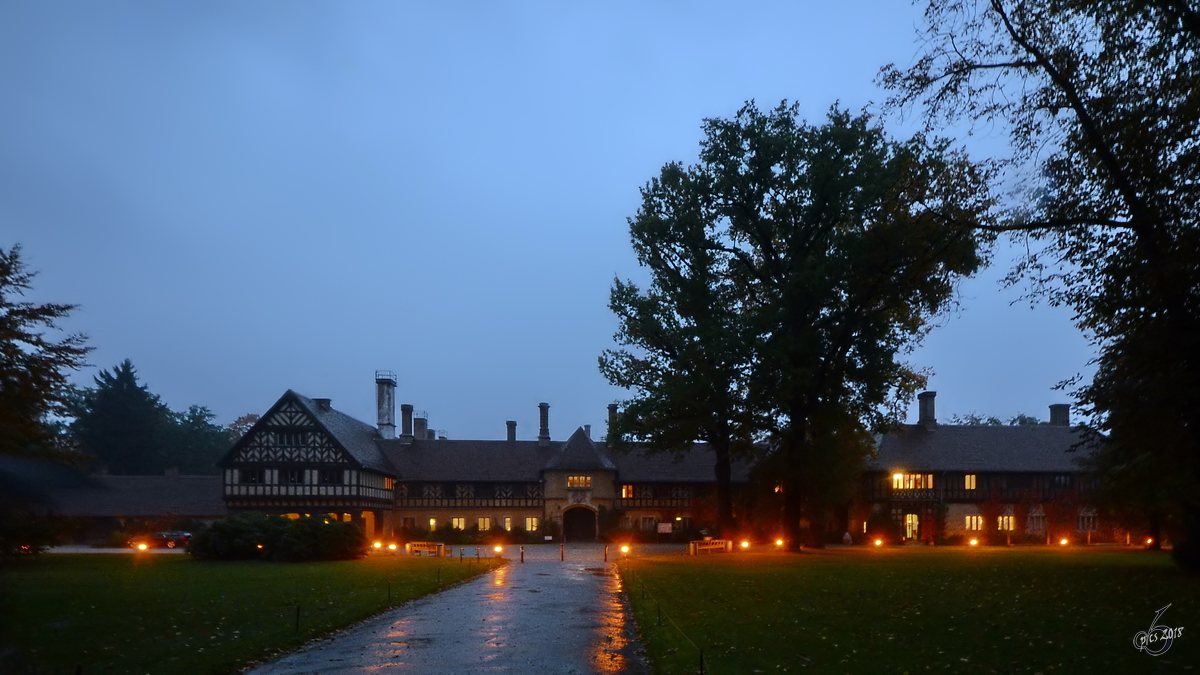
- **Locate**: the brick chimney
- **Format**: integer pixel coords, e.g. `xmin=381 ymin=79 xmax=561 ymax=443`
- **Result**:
xmin=538 ymin=402 xmax=550 ymax=447
xmin=506 ymin=420 xmax=517 ymax=442
xmin=1049 ymin=404 xmax=1070 ymax=426
xmin=918 ymin=391 xmax=937 ymax=430
xmin=584 ymin=424 xmax=591 ymax=439
xmin=314 ymin=398 xmax=332 ymax=412
xmin=607 ymin=403 xmax=618 ymax=445
xmin=414 ymin=413 xmax=428 ymax=441
xmin=400 ymin=404 xmax=414 ymax=443
xmin=375 ymin=371 xmax=396 ymax=439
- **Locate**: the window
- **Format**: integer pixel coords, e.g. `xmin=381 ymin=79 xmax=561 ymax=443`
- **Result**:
xmin=621 ymin=484 xmax=634 ymax=499
xmin=891 ymin=473 xmax=934 ymax=489
xmin=525 ymin=517 xmax=539 ymax=531
xmin=1054 ymin=474 xmax=1071 ymax=488
xmin=640 ymin=516 xmax=657 ymax=531
xmin=478 ymin=517 xmax=491 ymax=531
xmin=402 ymin=517 xmax=416 ymax=530
xmin=240 ymin=469 xmax=264 ymax=484
xmin=1078 ymin=510 xmax=1097 ymax=532
xmin=282 ymin=469 xmax=304 ymax=485
xmin=276 ymin=432 xmax=302 ymax=447
xmin=451 ymin=517 xmax=465 ymax=530
xmin=318 ymin=469 xmax=341 ymax=485
xmin=1027 ymin=514 xmax=1045 ymax=533
xmin=384 ymin=477 xmax=396 ymax=490
xmin=503 ymin=517 xmax=512 ymax=531
xmin=997 ymin=516 xmax=1015 ymax=531
xmin=622 ymin=516 xmax=633 ymax=530
xmin=567 ymin=475 xmax=592 ymax=489
xmin=965 ymin=515 xmax=983 ymax=531
xmin=964 ymin=474 xmax=976 ymax=490
xmin=428 ymin=518 xmax=437 ymax=531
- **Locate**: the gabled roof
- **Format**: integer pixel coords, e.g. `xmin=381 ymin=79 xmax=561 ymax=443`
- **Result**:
xmin=219 ymin=391 xmax=394 ymax=476
xmin=379 ymin=439 xmax=557 ymax=482
xmin=613 ymin=444 xmax=753 ymax=483
xmin=544 ymin=427 xmax=617 ymax=472
xmin=867 ymin=424 xmax=1094 ymax=473
xmin=49 ymin=475 xmax=227 ymax=518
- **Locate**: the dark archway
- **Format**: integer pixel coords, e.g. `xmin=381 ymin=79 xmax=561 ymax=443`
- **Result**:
xmin=563 ymin=507 xmax=597 ymax=542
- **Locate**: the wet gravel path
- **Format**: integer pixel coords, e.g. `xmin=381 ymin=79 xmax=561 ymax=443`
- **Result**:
xmin=247 ymin=544 xmax=654 ymax=674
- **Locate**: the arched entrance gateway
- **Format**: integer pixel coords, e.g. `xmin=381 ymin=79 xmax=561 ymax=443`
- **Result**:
xmin=562 ymin=506 xmax=597 ymax=542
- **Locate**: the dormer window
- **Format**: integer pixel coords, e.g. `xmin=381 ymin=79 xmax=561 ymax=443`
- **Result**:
xmin=892 ymin=473 xmax=934 ymax=489
xmin=567 ymin=475 xmax=592 ymax=489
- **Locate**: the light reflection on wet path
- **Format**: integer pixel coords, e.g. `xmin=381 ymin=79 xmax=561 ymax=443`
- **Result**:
xmin=248 ymin=544 xmax=649 ymax=674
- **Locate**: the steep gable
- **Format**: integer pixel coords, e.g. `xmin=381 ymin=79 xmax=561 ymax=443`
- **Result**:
xmin=544 ymin=427 xmax=617 ymax=471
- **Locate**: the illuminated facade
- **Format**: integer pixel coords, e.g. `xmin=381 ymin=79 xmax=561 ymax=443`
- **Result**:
xmin=218 ymin=372 xmax=747 ymax=540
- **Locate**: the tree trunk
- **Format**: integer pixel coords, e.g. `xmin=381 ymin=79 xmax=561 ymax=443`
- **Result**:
xmin=711 ymin=439 xmax=735 ymax=535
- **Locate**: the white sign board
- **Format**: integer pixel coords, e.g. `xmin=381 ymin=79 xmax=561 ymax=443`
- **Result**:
xmin=657 ymin=522 xmax=673 ymax=534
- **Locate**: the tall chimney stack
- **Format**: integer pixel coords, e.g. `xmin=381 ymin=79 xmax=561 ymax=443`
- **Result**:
xmin=607 ymin=403 xmax=618 ymax=444
xmin=538 ymin=402 xmax=550 ymax=447
xmin=414 ymin=413 xmax=428 ymax=441
xmin=506 ymin=420 xmax=517 ymax=442
xmin=918 ymin=391 xmax=937 ymax=430
xmin=400 ymin=404 xmax=414 ymax=443
xmin=375 ymin=371 xmax=396 ymax=439
xmin=584 ymin=424 xmax=591 ymax=439
xmin=1049 ymin=404 xmax=1070 ymax=426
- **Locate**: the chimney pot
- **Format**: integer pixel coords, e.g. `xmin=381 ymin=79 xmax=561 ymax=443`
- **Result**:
xmin=917 ymin=391 xmax=937 ymax=429
xmin=506 ymin=420 xmax=517 ymax=442
xmin=375 ymin=371 xmax=396 ymax=439
xmin=314 ymin=398 xmax=332 ymax=412
xmin=538 ymin=402 xmax=550 ymax=446
xmin=1049 ymin=404 xmax=1070 ymax=426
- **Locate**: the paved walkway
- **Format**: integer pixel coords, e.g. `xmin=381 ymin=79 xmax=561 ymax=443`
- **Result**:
xmin=247 ymin=544 xmax=666 ymax=674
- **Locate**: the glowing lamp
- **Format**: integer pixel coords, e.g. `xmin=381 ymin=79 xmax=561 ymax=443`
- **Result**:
xmin=256 ymin=544 xmax=264 ymax=549
xmin=494 ymin=546 xmax=503 ymax=553
xmin=373 ymin=541 xmax=383 ymax=549
xmin=675 ymin=516 xmax=682 ymax=521
xmin=1059 ymin=538 xmax=1069 ymax=546
xmin=620 ymin=545 xmax=630 ymax=554
xmin=388 ymin=543 xmax=398 ymax=550
xmin=775 ymin=539 xmax=784 ymax=547
xmin=874 ymin=539 xmax=882 ymax=546
xmin=137 ymin=543 xmax=148 ymax=550
xmin=1146 ymin=538 xmax=1154 ymax=545
xmin=969 ymin=539 xmax=978 ymax=546
xmin=740 ymin=540 xmax=750 ymax=549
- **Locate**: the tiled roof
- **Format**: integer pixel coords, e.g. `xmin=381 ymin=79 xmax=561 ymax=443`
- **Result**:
xmin=613 ymin=444 xmax=753 ymax=483
xmin=379 ymin=439 xmax=558 ymax=482
xmin=49 ymin=475 xmax=227 ymax=518
xmin=867 ymin=424 xmax=1094 ymax=473
xmin=289 ymin=391 xmax=395 ymax=475
xmin=544 ymin=427 xmax=618 ymax=471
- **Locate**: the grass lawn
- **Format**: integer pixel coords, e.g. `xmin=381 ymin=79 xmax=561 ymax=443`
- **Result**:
xmin=619 ymin=546 xmax=1198 ymax=674
xmin=0 ymin=552 xmax=503 ymax=674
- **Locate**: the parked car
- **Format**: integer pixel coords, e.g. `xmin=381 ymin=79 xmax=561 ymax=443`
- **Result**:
xmin=128 ymin=531 xmax=192 ymax=549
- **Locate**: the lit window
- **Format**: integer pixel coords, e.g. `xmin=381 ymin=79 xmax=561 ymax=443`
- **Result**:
xmin=892 ymin=473 xmax=934 ymax=489
xmin=451 ymin=517 xmax=465 ymax=530
xmin=621 ymin=484 xmax=634 ymax=499
xmin=525 ymin=517 xmax=539 ymax=531
xmin=384 ymin=477 xmax=395 ymax=490
xmin=997 ymin=516 xmax=1015 ymax=531
xmin=964 ymin=474 xmax=976 ymax=490
xmin=965 ymin=515 xmax=983 ymax=531
xmin=428 ymin=518 xmax=437 ymax=531
xmin=567 ymin=475 xmax=592 ymax=489
xmin=478 ymin=517 xmax=491 ymax=531
xmin=503 ymin=517 xmax=512 ymax=531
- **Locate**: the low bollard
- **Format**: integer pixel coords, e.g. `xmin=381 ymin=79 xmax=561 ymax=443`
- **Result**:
xmin=475 ymin=546 xmax=480 ymax=561
xmin=459 ymin=547 xmax=463 ymax=562
xmin=604 ymin=545 xmax=608 ymax=562
xmin=560 ymin=543 xmax=564 ymax=561
xmin=520 ymin=545 xmax=524 ymax=563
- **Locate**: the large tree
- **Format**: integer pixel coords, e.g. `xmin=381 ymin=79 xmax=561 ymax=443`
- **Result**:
xmin=72 ymin=360 xmax=177 ymax=475
xmin=600 ymin=160 xmax=758 ymax=532
xmin=880 ymin=0 xmax=1200 ymax=569
xmin=605 ymin=103 xmax=994 ymax=549
xmin=0 ymin=244 xmax=90 ymax=460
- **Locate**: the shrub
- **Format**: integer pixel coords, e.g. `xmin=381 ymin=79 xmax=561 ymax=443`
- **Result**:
xmin=188 ymin=513 xmax=365 ymax=562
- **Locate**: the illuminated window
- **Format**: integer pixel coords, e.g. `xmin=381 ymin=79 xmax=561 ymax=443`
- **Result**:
xmin=240 ymin=469 xmax=264 ymax=484
xmin=503 ymin=517 xmax=512 ymax=531
xmin=621 ymin=484 xmax=634 ymax=498
xmin=965 ymin=515 xmax=983 ymax=531
xmin=567 ymin=475 xmax=592 ymax=489
xmin=525 ymin=517 xmax=539 ymax=531
xmin=281 ymin=469 xmax=304 ymax=485
xmin=892 ymin=473 xmax=934 ymax=489
xmin=428 ymin=518 xmax=437 ymax=531
xmin=384 ymin=477 xmax=395 ymax=490
xmin=478 ymin=517 xmax=491 ymax=531
xmin=997 ymin=516 xmax=1015 ymax=531
xmin=451 ymin=517 xmax=465 ymax=530
xmin=964 ymin=474 xmax=976 ymax=490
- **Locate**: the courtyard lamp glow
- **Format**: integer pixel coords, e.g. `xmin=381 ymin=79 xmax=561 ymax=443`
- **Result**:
xmin=740 ymin=540 xmax=750 ymax=549
xmin=388 ymin=543 xmax=398 ymax=550
xmin=969 ymin=539 xmax=978 ymax=546
xmin=373 ymin=541 xmax=383 ymax=549
xmin=1060 ymin=538 xmax=1069 ymax=545
xmin=874 ymin=539 xmax=883 ymax=546
xmin=775 ymin=539 xmax=784 ymax=547
xmin=620 ymin=545 xmax=630 ymax=554
xmin=137 ymin=543 xmax=148 ymax=551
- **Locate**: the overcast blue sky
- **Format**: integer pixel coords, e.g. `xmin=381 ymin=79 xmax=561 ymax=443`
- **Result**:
xmin=1 ymin=1 xmax=1093 ymax=440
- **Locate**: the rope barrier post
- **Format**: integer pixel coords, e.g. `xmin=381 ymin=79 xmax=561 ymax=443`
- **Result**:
xmin=604 ymin=545 xmax=608 ymax=562
xmin=475 ymin=546 xmax=480 ymax=561
xmin=520 ymin=545 xmax=524 ymax=563
xmin=560 ymin=543 xmax=564 ymax=561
